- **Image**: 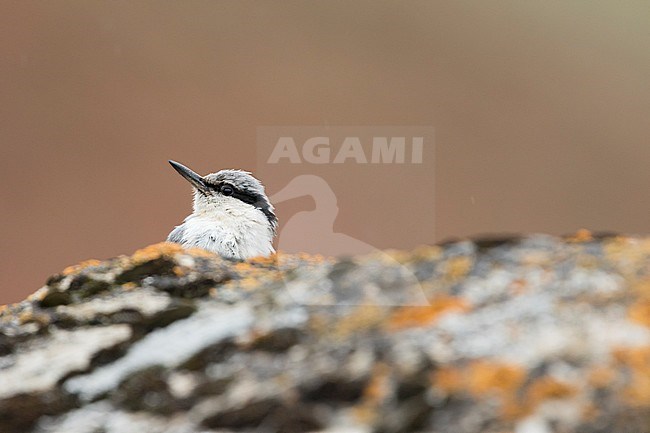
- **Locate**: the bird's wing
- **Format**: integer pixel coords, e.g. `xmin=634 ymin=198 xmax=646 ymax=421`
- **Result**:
xmin=167 ymin=225 xmax=186 ymax=244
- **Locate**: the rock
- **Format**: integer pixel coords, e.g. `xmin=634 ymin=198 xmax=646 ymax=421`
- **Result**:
xmin=2 ymin=235 xmax=650 ymax=432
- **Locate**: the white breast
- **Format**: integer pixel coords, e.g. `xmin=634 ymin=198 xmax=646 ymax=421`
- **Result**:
xmin=172 ymin=201 xmax=274 ymax=260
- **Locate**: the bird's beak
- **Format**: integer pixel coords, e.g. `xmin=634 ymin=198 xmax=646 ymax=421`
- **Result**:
xmin=168 ymin=160 xmax=209 ymax=194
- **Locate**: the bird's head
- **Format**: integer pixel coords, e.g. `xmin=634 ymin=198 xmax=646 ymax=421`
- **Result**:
xmin=169 ymin=160 xmax=277 ymax=232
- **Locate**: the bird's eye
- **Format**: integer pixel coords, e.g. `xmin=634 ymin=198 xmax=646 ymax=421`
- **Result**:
xmin=220 ymin=184 xmax=234 ymax=196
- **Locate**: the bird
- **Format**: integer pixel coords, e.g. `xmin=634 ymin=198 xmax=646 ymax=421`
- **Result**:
xmin=166 ymin=160 xmax=277 ymax=260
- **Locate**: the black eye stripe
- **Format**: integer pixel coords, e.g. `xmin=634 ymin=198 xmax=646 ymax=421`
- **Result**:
xmin=210 ymin=183 xmax=254 ymax=203
xmin=208 ymin=182 xmax=277 ymax=228
xmin=209 ymin=182 xmax=235 ymax=193
xmin=232 ymin=190 xmax=256 ymax=204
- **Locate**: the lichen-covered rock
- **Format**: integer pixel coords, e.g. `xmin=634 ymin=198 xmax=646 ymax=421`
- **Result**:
xmin=2 ymin=233 xmax=650 ymax=432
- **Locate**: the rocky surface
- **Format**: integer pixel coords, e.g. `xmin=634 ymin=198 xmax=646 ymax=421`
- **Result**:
xmin=3 ymin=232 xmax=650 ymax=432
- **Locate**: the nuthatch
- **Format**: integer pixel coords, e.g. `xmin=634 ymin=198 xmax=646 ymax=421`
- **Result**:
xmin=167 ymin=160 xmax=277 ymax=259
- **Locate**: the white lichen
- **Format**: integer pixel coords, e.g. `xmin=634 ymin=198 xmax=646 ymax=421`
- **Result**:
xmin=64 ymin=306 xmax=254 ymax=400
xmin=0 ymin=325 xmax=132 ymax=399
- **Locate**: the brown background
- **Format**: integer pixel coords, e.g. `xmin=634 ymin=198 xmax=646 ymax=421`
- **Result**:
xmin=2 ymin=1 xmax=650 ymax=304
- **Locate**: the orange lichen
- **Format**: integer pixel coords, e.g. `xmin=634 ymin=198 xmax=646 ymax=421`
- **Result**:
xmin=386 ymin=297 xmax=469 ymax=331
xmin=62 ymin=259 xmax=101 ymax=276
xmin=17 ymin=311 xmax=34 ymax=324
xmin=432 ymin=362 xmax=579 ymax=420
xmin=185 ymin=247 xmax=218 ymax=258
xmin=604 ymin=237 xmax=650 ymax=277
xmin=432 ymin=362 xmax=526 ymax=397
xmin=353 ymin=363 xmax=392 ymax=424
xmin=503 ymin=376 xmax=576 ymax=420
xmin=632 ymin=280 xmax=650 ymax=298
xmin=576 ymin=255 xmax=600 ymax=269
xmin=248 ymin=253 xmax=281 ymax=266
xmin=623 ymin=382 xmax=650 ymax=407
xmin=581 ymin=403 xmax=600 ymax=421
xmin=131 ymin=242 xmax=184 ymax=264
xmin=122 ymin=282 xmax=137 ymax=290
xmin=567 ymin=229 xmax=593 ymax=243
xmin=612 ymin=346 xmax=650 ymax=405
xmin=445 ymin=256 xmax=473 ymax=279
xmin=432 ymin=361 xmax=528 ymax=419
xmin=233 ymin=262 xmax=255 ymax=272
xmin=412 ymin=245 xmax=443 ymax=261
xmin=381 ymin=249 xmax=414 ymax=263
xmin=363 ymin=363 xmax=392 ymax=403
xmin=613 ymin=346 xmax=650 ymax=368
xmin=520 ymin=251 xmax=552 ymax=266
xmin=307 ymin=313 xmax=329 ymax=334
xmin=17 ymin=310 xmax=49 ymax=326
xmin=235 ymin=276 xmax=264 ymax=291
xmin=432 ymin=367 xmax=465 ymax=395
xmin=628 ymin=299 xmax=650 ymax=327
xmin=172 ymin=266 xmax=186 ymax=277
xmin=275 ymin=251 xmax=333 ymax=268
xmin=526 ymin=376 xmax=576 ymax=404
xmin=223 ymin=259 xmax=284 ymax=291
xmin=501 ymin=401 xmax=527 ymax=420
xmin=587 ymin=366 xmax=617 ymax=388
xmin=295 ymin=251 xmax=325 ymax=262
xmin=351 ymin=405 xmax=376 ymax=425
xmin=333 ymin=306 xmax=387 ymax=338
xmin=466 ymin=361 xmax=526 ymax=397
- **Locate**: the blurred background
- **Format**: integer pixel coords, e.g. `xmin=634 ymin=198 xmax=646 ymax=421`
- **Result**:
xmin=1 ymin=1 xmax=650 ymax=304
